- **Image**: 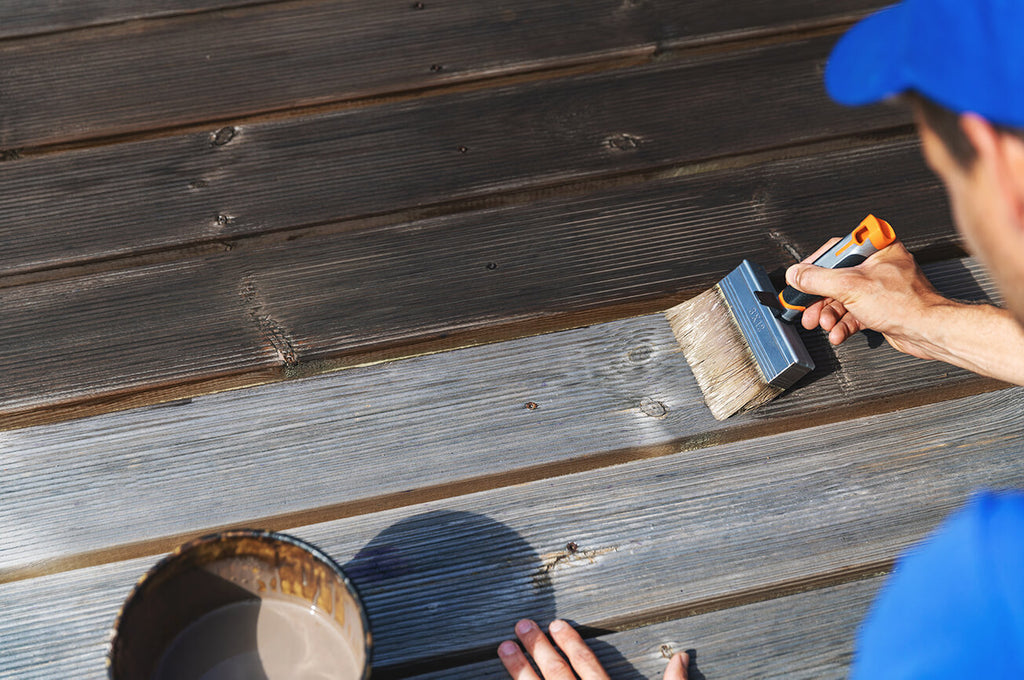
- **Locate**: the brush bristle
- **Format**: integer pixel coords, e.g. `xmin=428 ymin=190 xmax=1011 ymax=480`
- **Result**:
xmin=665 ymin=285 xmax=783 ymax=420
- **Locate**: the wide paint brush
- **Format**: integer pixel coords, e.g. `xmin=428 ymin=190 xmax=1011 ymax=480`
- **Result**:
xmin=665 ymin=214 xmax=896 ymax=419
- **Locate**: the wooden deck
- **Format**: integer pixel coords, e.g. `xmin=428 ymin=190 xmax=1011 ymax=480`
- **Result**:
xmin=1 ymin=2 xmax=1020 ymax=677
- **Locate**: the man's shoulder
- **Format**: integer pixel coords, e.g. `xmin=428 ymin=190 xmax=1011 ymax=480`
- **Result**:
xmin=851 ymin=490 xmax=1024 ymax=679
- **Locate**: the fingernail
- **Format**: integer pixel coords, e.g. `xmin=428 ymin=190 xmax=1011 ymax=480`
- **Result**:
xmin=516 ymin=620 xmax=533 ymax=635
xmin=498 ymin=641 xmax=518 ymax=657
xmin=785 ymin=264 xmax=799 ymax=284
xmin=549 ymin=619 xmax=567 ymax=633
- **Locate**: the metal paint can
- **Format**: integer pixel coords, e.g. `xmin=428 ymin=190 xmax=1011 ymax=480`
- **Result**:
xmin=108 ymin=530 xmax=371 ymax=680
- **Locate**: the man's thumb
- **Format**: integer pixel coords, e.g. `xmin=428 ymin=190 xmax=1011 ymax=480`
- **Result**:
xmin=785 ymin=263 xmax=852 ymax=301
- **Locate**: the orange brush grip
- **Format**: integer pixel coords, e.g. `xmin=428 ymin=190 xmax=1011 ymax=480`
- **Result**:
xmin=857 ymin=214 xmax=896 ymax=250
xmin=778 ymin=292 xmax=806 ymax=311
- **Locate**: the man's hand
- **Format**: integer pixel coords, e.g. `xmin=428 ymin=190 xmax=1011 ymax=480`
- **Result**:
xmin=786 ymin=238 xmax=1024 ymax=385
xmin=498 ymin=619 xmax=688 ymax=680
xmin=785 ymin=239 xmax=947 ymax=359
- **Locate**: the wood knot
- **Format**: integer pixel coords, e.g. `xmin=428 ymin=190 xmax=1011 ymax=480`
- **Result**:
xmin=628 ymin=345 xmax=653 ymax=363
xmin=604 ymin=133 xmax=643 ymax=151
xmin=640 ymin=397 xmax=667 ymax=418
xmin=211 ymin=126 xmax=238 ymax=147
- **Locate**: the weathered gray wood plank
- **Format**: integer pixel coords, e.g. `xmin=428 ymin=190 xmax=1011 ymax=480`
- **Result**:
xmin=0 ymin=38 xmax=911 ymax=276
xmin=0 ymin=257 xmax=1003 ymax=580
xmin=0 ymin=1 xmax=266 ymax=39
xmin=411 ymin=577 xmax=884 ymax=679
xmin=2 ymin=386 xmax=1021 ymax=676
xmin=310 ymin=387 xmax=1024 ymax=670
xmin=0 ymin=2 xmax=891 ymax=148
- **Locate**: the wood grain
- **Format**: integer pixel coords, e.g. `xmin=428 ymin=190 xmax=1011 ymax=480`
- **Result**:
xmin=411 ymin=577 xmax=884 ymax=679
xmin=0 ymin=37 xmax=912 ymax=277
xmin=0 ymin=256 xmax=1003 ymax=580
xmin=157 ymin=385 xmax=1024 ymax=669
xmin=3 ymin=386 xmax=1022 ymax=676
xmin=0 ymin=138 xmax=966 ymax=427
xmin=0 ymin=258 xmax=277 ymax=417
xmin=0 ymin=6 xmax=994 ymax=680
xmin=0 ymin=2 xmax=891 ymax=148
xmin=0 ymin=0 xmax=265 ymax=39
xmin=242 ymin=137 xmax=954 ymax=367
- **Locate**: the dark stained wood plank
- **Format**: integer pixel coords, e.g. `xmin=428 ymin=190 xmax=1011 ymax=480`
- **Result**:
xmin=3 ymin=386 xmax=1022 ymax=675
xmin=0 ymin=0 xmax=266 ymax=39
xmin=0 ymin=137 xmax=978 ymax=428
xmin=0 ymin=37 xmax=912 ymax=277
xmin=0 ymin=2 xmax=891 ymax=148
xmin=412 ymin=577 xmax=884 ymax=679
xmin=243 ymin=137 xmax=953 ymax=369
xmin=0 ymin=257 xmax=1002 ymax=580
xmin=0 ymin=258 xmax=279 ymax=421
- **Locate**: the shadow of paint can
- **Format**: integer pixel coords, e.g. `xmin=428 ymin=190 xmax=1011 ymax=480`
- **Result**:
xmin=108 ymin=529 xmax=371 ymax=680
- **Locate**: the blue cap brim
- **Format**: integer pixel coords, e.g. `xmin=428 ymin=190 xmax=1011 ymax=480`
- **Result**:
xmin=825 ymin=4 xmax=909 ymax=106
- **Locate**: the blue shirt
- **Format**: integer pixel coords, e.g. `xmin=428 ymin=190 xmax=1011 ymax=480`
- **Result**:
xmin=852 ymin=491 xmax=1024 ymax=678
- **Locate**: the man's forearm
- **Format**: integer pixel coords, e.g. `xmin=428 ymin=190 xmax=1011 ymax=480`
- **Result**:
xmin=916 ymin=300 xmax=1024 ymax=385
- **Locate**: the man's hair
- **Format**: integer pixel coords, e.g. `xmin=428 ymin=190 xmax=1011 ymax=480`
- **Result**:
xmin=906 ymin=91 xmax=1024 ymax=168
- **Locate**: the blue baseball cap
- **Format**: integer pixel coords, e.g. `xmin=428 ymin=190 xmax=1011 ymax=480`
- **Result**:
xmin=825 ymin=0 xmax=1024 ymax=128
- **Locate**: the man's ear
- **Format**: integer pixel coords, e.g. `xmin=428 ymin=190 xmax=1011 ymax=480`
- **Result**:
xmin=1000 ymin=131 xmax=1024 ymax=225
xmin=962 ymin=113 xmax=1024 ymax=223
xmin=960 ymin=114 xmax=1000 ymax=164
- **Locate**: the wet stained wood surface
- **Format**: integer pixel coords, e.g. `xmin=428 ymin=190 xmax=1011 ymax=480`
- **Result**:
xmin=1 ymin=2 xmax=1018 ymax=678
xmin=1 ymin=1 xmax=891 ymax=146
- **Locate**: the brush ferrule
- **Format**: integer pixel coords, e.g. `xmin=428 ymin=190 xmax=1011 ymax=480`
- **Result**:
xmin=719 ymin=260 xmax=814 ymax=389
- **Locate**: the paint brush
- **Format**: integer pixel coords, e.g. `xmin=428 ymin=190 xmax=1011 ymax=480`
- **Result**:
xmin=666 ymin=214 xmax=896 ymax=419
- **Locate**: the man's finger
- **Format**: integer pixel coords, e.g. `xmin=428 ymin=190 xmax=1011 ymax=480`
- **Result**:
xmin=514 ymin=619 xmax=577 ymax=680
xmin=818 ymin=299 xmax=849 ymax=332
xmin=548 ymin=620 xmax=610 ymax=680
xmin=498 ymin=640 xmax=543 ymax=680
xmin=828 ymin=314 xmax=861 ymax=345
xmin=800 ymin=299 xmax=826 ymax=330
xmin=663 ymin=652 xmax=689 ymax=680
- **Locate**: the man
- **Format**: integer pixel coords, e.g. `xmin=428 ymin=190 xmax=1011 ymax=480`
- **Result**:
xmin=497 ymin=0 xmax=1024 ymax=677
